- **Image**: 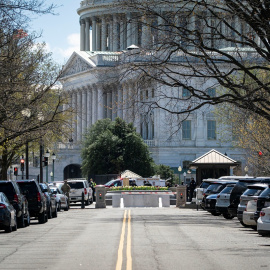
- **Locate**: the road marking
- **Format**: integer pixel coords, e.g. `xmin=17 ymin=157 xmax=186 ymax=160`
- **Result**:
xmin=115 ymin=210 xmax=132 ymax=270
xmin=127 ymin=210 xmax=132 ymax=270
xmin=116 ymin=210 xmax=127 ymax=270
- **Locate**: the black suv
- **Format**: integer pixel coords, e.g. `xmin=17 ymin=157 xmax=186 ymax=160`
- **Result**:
xmin=254 ymin=185 xmax=270 ymax=222
xmin=16 ymin=180 xmax=47 ymax=224
xmin=39 ymin=183 xmax=57 ymax=219
xmin=0 ymin=180 xmax=30 ymax=228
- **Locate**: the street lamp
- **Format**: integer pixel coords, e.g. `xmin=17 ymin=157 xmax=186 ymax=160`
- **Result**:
xmin=178 ymin=166 xmax=182 ymax=185
xmin=45 ymin=149 xmax=50 ymax=183
xmin=183 ymin=172 xmax=187 ymax=185
xmin=51 ymin=152 xmax=56 ymax=181
xmin=37 ymin=112 xmax=44 ymax=183
xmin=244 ymin=166 xmax=248 ymax=176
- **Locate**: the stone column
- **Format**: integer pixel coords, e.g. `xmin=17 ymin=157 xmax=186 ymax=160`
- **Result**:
xmin=96 ymin=22 xmax=101 ymax=51
xmin=80 ymin=19 xmax=85 ymax=51
xmin=107 ymin=91 xmax=112 ymax=119
xmin=77 ymin=90 xmax=82 ymax=141
xmin=85 ymin=18 xmax=90 ymax=51
xmin=117 ymin=88 xmax=123 ymax=119
xmin=92 ymin=17 xmax=97 ymax=51
xmin=132 ymin=18 xmax=138 ymax=45
xmin=103 ymin=91 xmax=107 ymax=118
xmin=141 ymin=16 xmax=151 ymax=48
xmin=120 ymin=16 xmax=125 ymax=50
xmin=112 ymin=89 xmax=117 ymax=120
xmin=97 ymin=87 xmax=104 ymax=120
xmin=72 ymin=91 xmax=77 ymax=142
xmin=109 ymin=17 xmax=113 ymax=51
xmin=87 ymin=87 xmax=92 ymax=128
xmin=126 ymin=12 xmax=132 ymax=47
xmin=101 ymin=16 xmax=107 ymax=51
xmin=82 ymin=89 xmax=87 ymax=135
xmin=113 ymin=15 xmax=118 ymax=51
xmin=92 ymin=87 xmax=97 ymax=124
xmin=188 ymin=15 xmax=196 ymax=50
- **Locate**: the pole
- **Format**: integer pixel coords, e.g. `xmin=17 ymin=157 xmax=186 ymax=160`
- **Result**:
xmin=26 ymin=142 xmax=29 ymax=179
xmin=52 ymin=160 xmax=55 ymax=181
xmin=39 ymin=144 xmax=43 ymax=183
xmin=46 ymin=164 xmax=48 ymax=183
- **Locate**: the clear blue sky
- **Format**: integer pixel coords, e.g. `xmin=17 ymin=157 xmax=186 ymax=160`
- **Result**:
xmin=29 ymin=0 xmax=81 ymax=65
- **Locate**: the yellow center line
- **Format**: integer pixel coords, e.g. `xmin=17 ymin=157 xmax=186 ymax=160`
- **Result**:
xmin=126 ymin=210 xmax=132 ymax=270
xmin=116 ymin=210 xmax=127 ymax=270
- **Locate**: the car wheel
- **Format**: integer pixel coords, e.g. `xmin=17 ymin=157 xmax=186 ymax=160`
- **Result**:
xmin=12 ymin=217 xmax=17 ymax=231
xmin=17 ymin=213 xmax=25 ymax=228
xmin=38 ymin=211 xmax=46 ymax=224
xmin=52 ymin=205 xmax=57 ymax=218
xmin=240 ymin=220 xmax=249 ymax=227
xmin=25 ymin=211 xmax=31 ymax=226
xmin=223 ymin=213 xmax=234 ymax=219
xmin=85 ymin=198 xmax=89 ymax=206
xmin=47 ymin=205 xmax=52 ymax=219
xmin=57 ymin=202 xmax=61 ymax=212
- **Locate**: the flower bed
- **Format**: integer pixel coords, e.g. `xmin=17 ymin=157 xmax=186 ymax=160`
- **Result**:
xmin=109 ymin=186 xmax=168 ymax=191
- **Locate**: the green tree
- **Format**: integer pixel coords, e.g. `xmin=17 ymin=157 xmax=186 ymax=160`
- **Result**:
xmin=81 ymin=117 xmax=155 ymax=177
xmin=154 ymin=164 xmax=176 ymax=185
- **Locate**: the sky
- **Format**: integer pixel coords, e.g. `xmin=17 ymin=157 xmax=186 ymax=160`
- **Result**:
xmin=29 ymin=0 xmax=81 ymax=65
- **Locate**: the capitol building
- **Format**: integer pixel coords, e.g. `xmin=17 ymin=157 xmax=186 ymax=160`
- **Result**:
xmin=51 ymin=0 xmax=248 ymax=182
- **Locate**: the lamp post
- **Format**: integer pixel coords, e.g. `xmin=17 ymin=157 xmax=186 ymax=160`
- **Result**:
xmin=183 ymin=172 xmax=187 ymax=185
xmin=45 ymin=149 xmax=50 ymax=183
xmin=51 ymin=152 xmax=56 ymax=181
xmin=37 ymin=112 xmax=44 ymax=183
xmin=178 ymin=166 xmax=182 ymax=185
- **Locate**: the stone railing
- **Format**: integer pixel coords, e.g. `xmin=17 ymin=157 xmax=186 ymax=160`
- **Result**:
xmin=91 ymin=54 xmax=120 ymax=67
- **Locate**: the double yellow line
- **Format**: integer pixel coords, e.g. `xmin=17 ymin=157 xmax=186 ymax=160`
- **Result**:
xmin=116 ymin=210 xmax=132 ymax=270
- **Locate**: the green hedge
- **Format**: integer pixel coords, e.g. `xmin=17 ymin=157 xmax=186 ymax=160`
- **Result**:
xmin=109 ymin=186 xmax=169 ymax=191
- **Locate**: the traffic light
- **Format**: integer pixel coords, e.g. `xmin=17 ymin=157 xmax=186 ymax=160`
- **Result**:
xmin=20 ymin=158 xmax=25 ymax=171
xmin=14 ymin=167 xmax=18 ymax=176
xmin=44 ymin=157 xmax=48 ymax=166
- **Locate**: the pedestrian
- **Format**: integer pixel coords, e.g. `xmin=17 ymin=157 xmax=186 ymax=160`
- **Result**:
xmin=89 ymin=178 xmax=96 ymax=201
xmin=61 ymin=180 xmax=71 ymax=207
xmin=189 ymin=178 xmax=196 ymax=202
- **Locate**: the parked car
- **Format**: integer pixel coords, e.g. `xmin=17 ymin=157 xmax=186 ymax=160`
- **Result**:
xmin=67 ymin=179 xmax=93 ymax=205
xmin=49 ymin=185 xmax=69 ymax=211
xmin=16 ymin=180 xmax=47 ymax=224
xmin=242 ymin=199 xmax=258 ymax=227
xmin=237 ymin=183 xmax=268 ymax=226
xmin=202 ymin=180 xmax=237 ymax=210
xmin=227 ymin=178 xmax=261 ymax=218
xmin=254 ymin=185 xmax=270 ymax=222
xmin=215 ymin=184 xmax=236 ymax=219
xmin=0 ymin=180 xmax=30 ymax=228
xmin=195 ymin=179 xmax=217 ymax=209
xmin=39 ymin=183 xmax=57 ymax=219
xmin=257 ymin=206 xmax=270 ymax=236
xmin=0 ymin=192 xmax=17 ymax=233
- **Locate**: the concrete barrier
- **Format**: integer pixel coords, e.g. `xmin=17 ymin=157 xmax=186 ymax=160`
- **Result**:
xmin=107 ymin=191 xmax=172 ymax=208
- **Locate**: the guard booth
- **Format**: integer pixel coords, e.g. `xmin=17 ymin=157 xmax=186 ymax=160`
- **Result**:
xmin=189 ymin=149 xmax=240 ymax=185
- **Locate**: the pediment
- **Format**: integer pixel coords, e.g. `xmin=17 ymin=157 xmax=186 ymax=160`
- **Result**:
xmin=61 ymin=51 xmax=94 ymax=78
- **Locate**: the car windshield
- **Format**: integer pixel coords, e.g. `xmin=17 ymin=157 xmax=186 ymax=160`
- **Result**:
xmin=259 ymin=187 xmax=270 ymax=197
xmin=105 ymin=180 xmax=116 ymax=186
xmin=68 ymin=182 xmax=84 ymax=189
xmin=219 ymin=186 xmax=234 ymax=194
xmin=0 ymin=183 xmax=14 ymax=197
xmin=206 ymin=184 xmax=225 ymax=193
xmin=201 ymin=182 xmax=211 ymax=189
xmin=17 ymin=182 xmax=38 ymax=194
xmin=39 ymin=184 xmax=48 ymax=192
xmin=243 ymin=188 xmax=265 ymax=196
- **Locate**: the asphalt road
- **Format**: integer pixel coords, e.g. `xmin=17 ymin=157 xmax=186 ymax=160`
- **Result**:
xmin=0 ymin=204 xmax=269 ymax=270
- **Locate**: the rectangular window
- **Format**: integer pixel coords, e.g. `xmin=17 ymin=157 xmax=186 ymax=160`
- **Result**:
xmin=207 ymin=88 xmax=216 ymax=97
xmin=182 ymin=120 xmax=191 ymax=140
xmin=207 ymin=120 xmax=216 ymax=140
xmin=182 ymin=88 xmax=191 ymax=98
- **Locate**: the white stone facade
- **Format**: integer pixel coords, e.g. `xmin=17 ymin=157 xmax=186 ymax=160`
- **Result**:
xmin=51 ymin=1 xmax=248 ymax=181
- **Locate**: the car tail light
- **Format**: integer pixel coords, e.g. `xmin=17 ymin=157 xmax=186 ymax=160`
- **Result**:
xmin=14 ymin=194 xmax=19 ymax=202
xmin=0 ymin=203 xmax=7 ymax=209
xmin=217 ymin=195 xmax=220 ymax=198
xmin=37 ymin=192 xmax=41 ymax=202
xmin=84 ymin=188 xmax=87 ymax=195
xmin=260 ymin=211 xmax=265 ymax=217
xmin=203 ymin=193 xmax=205 ymax=196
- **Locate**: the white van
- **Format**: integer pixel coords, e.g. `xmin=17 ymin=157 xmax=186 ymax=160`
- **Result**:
xmin=67 ymin=179 xmax=93 ymax=205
